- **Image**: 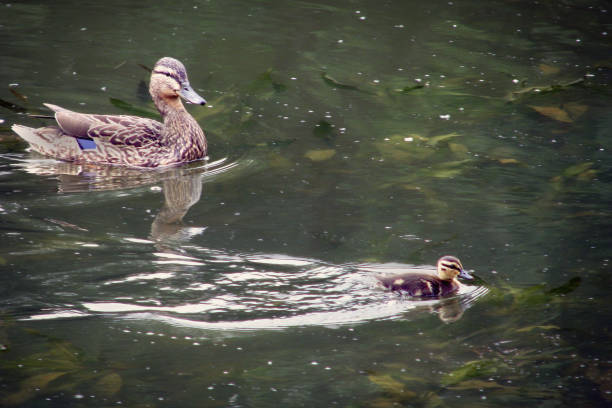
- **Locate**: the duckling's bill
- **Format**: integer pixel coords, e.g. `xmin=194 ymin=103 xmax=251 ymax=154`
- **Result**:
xmin=180 ymin=82 xmax=206 ymax=105
xmin=459 ymin=269 xmax=473 ymax=280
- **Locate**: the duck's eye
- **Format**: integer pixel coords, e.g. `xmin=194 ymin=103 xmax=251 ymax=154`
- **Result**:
xmin=153 ymin=70 xmax=173 ymax=78
xmin=442 ymin=263 xmax=461 ymax=271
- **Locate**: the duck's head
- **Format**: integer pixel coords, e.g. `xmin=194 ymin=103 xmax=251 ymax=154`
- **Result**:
xmin=150 ymin=57 xmax=206 ymax=106
xmin=437 ymin=255 xmax=473 ymax=281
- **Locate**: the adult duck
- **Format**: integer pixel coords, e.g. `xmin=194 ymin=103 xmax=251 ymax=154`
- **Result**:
xmin=378 ymin=255 xmax=473 ymax=297
xmin=12 ymin=57 xmax=207 ymax=168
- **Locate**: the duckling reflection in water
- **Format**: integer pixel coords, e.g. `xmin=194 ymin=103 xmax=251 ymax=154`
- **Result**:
xmin=377 ymin=256 xmax=473 ymax=298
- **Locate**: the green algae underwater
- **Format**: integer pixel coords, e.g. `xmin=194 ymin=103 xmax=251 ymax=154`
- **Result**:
xmin=1 ymin=0 xmax=611 ymax=406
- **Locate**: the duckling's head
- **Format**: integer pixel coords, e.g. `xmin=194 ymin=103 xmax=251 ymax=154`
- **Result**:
xmin=150 ymin=57 xmax=206 ymax=106
xmin=436 ymin=255 xmax=473 ymax=281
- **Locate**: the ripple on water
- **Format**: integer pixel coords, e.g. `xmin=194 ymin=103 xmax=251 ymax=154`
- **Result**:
xmin=25 ymin=249 xmax=488 ymax=331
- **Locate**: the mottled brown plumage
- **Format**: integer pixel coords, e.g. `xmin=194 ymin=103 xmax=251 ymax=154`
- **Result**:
xmin=378 ymin=255 xmax=473 ymax=298
xmin=12 ymin=57 xmax=207 ymax=168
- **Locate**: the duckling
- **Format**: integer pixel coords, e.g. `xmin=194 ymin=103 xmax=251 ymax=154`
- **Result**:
xmin=12 ymin=57 xmax=207 ymax=168
xmin=378 ymin=255 xmax=473 ymax=297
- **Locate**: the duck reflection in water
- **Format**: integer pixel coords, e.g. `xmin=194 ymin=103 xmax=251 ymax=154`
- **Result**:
xmin=150 ymin=171 xmax=204 ymax=242
xmin=15 ymin=157 xmax=209 ymax=243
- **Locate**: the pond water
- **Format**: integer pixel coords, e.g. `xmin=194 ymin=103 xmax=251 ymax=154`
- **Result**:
xmin=1 ymin=0 xmax=611 ymax=406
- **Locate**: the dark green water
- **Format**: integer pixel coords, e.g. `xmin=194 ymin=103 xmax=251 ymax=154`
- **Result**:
xmin=1 ymin=0 xmax=611 ymax=406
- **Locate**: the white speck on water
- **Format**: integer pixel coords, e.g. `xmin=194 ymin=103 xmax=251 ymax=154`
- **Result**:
xmin=404 ymin=137 xmax=414 ymax=142
xmin=439 ymin=114 xmax=451 ymax=120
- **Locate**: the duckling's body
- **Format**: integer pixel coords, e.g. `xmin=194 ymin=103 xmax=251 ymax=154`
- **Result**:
xmin=12 ymin=57 xmax=207 ymax=168
xmin=379 ymin=273 xmax=461 ymax=297
xmin=378 ymin=256 xmax=473 ymax=298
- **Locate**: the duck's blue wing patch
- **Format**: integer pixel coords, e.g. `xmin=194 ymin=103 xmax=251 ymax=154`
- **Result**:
xmin=76 ymin=137 xmax=97 ymax=150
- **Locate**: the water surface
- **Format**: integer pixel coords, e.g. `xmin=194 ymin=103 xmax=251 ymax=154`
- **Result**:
xmin=1 ymin=0 xmax=611 ymax=406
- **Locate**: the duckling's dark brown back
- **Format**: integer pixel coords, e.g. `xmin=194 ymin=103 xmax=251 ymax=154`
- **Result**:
xmin=378 ymin=274 xmax=459 ymax=297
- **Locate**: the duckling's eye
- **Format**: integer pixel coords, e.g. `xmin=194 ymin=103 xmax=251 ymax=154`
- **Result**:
xmin=442 ymin=263 xmax=461 ymax=271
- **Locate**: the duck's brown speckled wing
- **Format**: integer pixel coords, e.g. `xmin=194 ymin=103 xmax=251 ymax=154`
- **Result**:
xmin=378 ymin=274 xmax=458 ymax=297
xmin=47 ymin=103 xmax=162 ymax=148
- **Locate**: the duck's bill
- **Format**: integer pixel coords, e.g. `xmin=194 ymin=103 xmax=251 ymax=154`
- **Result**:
xmin=459 ymin=269 xmax=473 ymax=280
xmin=179 ymin=82 xmax=206 ymax=105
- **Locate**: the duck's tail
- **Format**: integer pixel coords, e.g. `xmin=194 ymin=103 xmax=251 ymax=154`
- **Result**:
xmin=12 ymin=124 xmax=81 ymax=161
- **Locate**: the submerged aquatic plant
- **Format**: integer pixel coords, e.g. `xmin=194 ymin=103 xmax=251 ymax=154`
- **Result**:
xmin=0 ymin=330 xmax=124 ymax=406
